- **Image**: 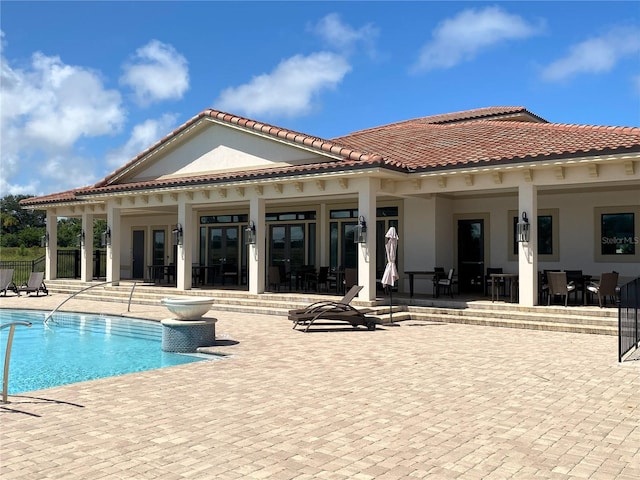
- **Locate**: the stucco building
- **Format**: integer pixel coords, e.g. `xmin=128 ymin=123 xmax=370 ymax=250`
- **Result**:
xmin=21 ymin=106 xmax=640 ymax=306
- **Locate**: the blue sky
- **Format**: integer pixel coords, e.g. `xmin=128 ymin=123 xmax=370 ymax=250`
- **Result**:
xmin=1 ymin=1 xmax=639 ymax=197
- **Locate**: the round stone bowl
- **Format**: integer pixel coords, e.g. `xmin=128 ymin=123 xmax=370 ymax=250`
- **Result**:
xmin=160 ymin=296 xmax=215 ymax=320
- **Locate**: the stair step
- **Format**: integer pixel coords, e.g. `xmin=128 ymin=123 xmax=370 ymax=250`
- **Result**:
xmin=43 ymin=281 xmax=618 ymax=336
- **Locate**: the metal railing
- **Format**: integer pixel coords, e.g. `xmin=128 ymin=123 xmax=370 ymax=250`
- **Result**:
xmin=1 ymin=250 xmax=107 ymax=282
xmin=618 ymin=277 xmax=640 ymax=362
xmin=1 ymin=321 xmax=33 ymax=403
xmin=44 ymin=281 xmax=138 ymax=324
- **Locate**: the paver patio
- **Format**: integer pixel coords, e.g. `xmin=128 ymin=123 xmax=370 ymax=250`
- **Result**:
xmin=1 ymin=294 xmax=638 ymax=479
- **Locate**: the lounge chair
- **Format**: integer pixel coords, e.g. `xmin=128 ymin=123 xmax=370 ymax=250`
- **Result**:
xmin=289 ymin=285 xmax=377 ymax=332
xmin=16 ymin=271 xmax=48 ymax=296
xmin=0 ymin=269 xmax=17 ymax=296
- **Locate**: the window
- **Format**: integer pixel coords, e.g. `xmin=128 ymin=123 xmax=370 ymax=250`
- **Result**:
xmin=594 ymin=206 xmax=639 ymax=263
xmin=601 ymin=213 xmax=635 ymax=255
xmin=508 ymin=209 xmax=559 ymax=262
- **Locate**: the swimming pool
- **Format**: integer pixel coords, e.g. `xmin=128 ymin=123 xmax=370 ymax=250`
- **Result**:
xmin=0 ymin=309 xmax=209 ymax=395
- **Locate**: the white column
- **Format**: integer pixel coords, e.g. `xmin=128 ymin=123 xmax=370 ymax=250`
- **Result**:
xmin=249 ymin=196 xmax=266 ymax=294
xmin=358 ymin=179 xmax=377 ymax=301
xmin=319 ymin=203 xmax=328 ymax=266
xmin=45 ymin=212 xmax=58 ymax=281
xmin=80 ymin=212 xmax=94 ymax=282
xmin=518 ymin=183 xmax=538 ymax=306
xmin=176 ymin=198 xmax=193 ymax=291
xmin=106 ymin=205 xmax=121 ymax=286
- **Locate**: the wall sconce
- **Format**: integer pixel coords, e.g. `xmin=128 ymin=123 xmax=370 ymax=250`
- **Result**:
xmin=101 ymin=226 xmax=111 ymax=247
xmin=40 ymin=232 xmax=49 ymax=247
xmin=77 ymin=230 xmax=85 ymax=247
xmin=245 ymin=221 xmax=256 ymax=245
xmin=517 ymin=212 xmax=530 ymax=243
xmin=172 ymin=223 xmax=184 ymax=246
xmin=355 ymin=216 xmax=367 ymax=244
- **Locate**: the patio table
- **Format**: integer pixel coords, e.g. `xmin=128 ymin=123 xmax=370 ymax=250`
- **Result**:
xmin=491 ymin=273 xmax=518 ymax=302
xmin=405 ymin=271 xmax=436 ymax=298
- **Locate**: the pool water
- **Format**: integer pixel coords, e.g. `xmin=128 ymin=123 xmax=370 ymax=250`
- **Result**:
xmin=0 ymin=309 xmax=208 ymax=395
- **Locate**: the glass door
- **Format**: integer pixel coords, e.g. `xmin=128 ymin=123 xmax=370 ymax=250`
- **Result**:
xmin=270 ymin=224 xmax=306 ymax=287
xmin=207 ymin=226 xmax=239 ymax=284
xmin=457 ymin=219 xmax=484 ymax=293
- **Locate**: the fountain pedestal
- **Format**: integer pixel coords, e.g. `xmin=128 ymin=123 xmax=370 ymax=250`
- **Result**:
xmin=160 ymin=296 xmax=217 ymax=352
xmin=161 ymin=318 xmax=217 ymax=352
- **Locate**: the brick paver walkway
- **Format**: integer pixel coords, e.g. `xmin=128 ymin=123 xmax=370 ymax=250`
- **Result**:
xmin=1 ymin=295 xmax=638 ymax=479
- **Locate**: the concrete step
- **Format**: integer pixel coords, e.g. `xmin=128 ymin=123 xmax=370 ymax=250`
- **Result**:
xmin=44 ymin=280 xmax=617 ymax=335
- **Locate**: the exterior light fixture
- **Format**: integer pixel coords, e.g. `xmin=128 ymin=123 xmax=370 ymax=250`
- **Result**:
xmin=245 ymin=221 xmax=256 ymax=245
xmin=101 ymin=226 xmax=111 ymax=247
xmin=172 ymin=223 xmax=184 ymax=246
xmin=355 ymin=216 xmax=367 ymax=244
xmin=517 ymin=212 xmax=530 ymax=243
xmin=77 ymin=230 xmax=85 ymax=247
xmin=41 ymin=231 xmax=49 ymax=247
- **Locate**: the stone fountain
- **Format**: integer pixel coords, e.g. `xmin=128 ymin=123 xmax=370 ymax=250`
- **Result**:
xmin=160 ymin=297 xmax=217 ymax=352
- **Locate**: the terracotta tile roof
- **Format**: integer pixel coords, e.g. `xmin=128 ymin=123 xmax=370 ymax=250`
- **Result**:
xmin=332 ymin=119 xmax=640 ymax=171
xmin=19 ymin=106 xmax=640 ymax=207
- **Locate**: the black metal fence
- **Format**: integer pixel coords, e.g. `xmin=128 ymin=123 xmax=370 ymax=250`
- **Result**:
xmin=619 ymin=277 xmax=640 ymax=362
xmin=0 ymin=250 xmax=106 ymax=284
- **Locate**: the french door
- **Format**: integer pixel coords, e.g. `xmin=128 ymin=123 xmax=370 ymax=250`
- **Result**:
xmin=457 ymin=219 xmax=485 ymax=293
xmin=269 ymin=224 xmax=305 ymax=276
xmin=206 ymin=226 xmax=239 ymax=284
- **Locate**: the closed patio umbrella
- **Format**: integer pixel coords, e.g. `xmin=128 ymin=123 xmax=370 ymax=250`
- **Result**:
xmin=381 ymin=227 xmax=399 ymax=323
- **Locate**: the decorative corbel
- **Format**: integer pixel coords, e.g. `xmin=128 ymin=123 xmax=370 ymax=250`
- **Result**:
xmin=464 ymin=175 xmax=474 ymax=186
xmin=492 ymin=172 xmax=502 ymax=184
xmin=338 ymin=178 xmax=349 ymax=189
xmin=437 ymin=177 xmax=447 ymax=188
xmin=254 ymin=185 xmax=263 ymax=196
xmin=294 ymin=182 xmax=303 ymax=193
xmin=274 ymin=184 xmax=283 ymax=194
xmin=315 ymin=180 xmax=325 ymax=191
xmin=235 ymin=187 xmax=245 ymax=197
xmin=523 ymin=169 xmax=533 ymax=183
xmin=554 ymin=166 xmax=564 ymax=180
xmin=218 ymin=188 xmax=227 ymax=198
xmin=588 ymin=164 xmax=599 ymax=178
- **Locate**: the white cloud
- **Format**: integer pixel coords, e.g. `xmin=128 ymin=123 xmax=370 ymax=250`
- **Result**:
xmin=120 ymin=40 xmax=189 ymax=105
xmin=310 ymin=13 xmax=379 ymax=58
xmin=105 ymin=114 xmax=179 ymax=169
xmin=540 ymin=26 xmax=640 ymax=82
xmin=0 ymin=44 xmax=126 ymax=195
xmin=411 ymin=6 xmax=542 ymax=72
xmin=214 ymin=52 xmax=351 ymax=118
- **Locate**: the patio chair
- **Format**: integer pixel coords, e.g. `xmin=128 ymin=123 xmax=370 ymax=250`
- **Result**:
xmin=437 ymin=268 xmax=456 ymax=298
xmin=432 ymin=267 xmax=445 ymax=296
xmin=565 ymin=270 xmax=584 ymax=304
xmin=0 ymin=269 xmax=17 ymax=296
xmin=485 ymin=267 xmax=504 ymax=297
xmin=268 ymin=265 xmax=287 ymax=291
xmin=289 ymin=285 xmax=377 ymax=332
xmin=16 ymin=271 xmax=48 ymax=297
xmin=587 ymin=271 xmax=619 ymax=308
xmin=343 ymin=268 xmax=357 ymax=292
xmin=546 ymin=271 xmax=575 ymax=307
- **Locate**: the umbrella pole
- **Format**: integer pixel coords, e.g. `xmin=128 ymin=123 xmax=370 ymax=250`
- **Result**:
xmin=389 ymin=284 xmax=394 ymax=323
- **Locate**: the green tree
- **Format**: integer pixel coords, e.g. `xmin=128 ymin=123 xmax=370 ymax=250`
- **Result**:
xmin=1 ymin=194 xmax=46 ymax=247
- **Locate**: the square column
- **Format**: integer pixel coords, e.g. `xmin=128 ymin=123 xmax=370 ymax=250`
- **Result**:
xmin=248 ymin=197 xmax=266 ymax=294
xmin=81 ymin=212 xmax=94 ymax=282
xmin=45 ymin=212 xmax=58 ymax=281
xmin=176 ymin=198 xmax=193 ymax=291
xmin=358 ymin=178 xmax=377 ymax=301
xmin=518 ymin=183 xmax=538 ymax=306
xmin=106 ymin=205 xmax=121 ymax=286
